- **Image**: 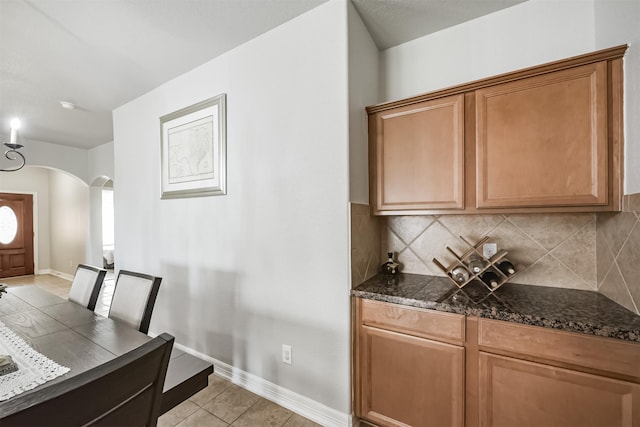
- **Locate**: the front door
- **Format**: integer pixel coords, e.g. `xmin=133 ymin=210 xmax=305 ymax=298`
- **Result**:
xmin=0 ymin=193 xmax=34 ymax=278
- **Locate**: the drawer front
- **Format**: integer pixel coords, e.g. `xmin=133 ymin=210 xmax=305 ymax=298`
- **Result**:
xmin=359 ymin=298 xmax=465 ymax=344
xmin=478 ymin=318 xmax=640 ymax=379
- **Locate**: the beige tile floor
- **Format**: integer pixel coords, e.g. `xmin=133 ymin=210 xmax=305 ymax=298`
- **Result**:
xmin=2 ymin=273 xmax=321 ymax=427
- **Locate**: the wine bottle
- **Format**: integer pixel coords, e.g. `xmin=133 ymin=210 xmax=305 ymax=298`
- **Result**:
xmin=381 ymin=252 xmax=399 ymax=275
xmin=451 ymin=266 xmax=470 ymax=283
xmin=481 ymin=270 xmax=500 ymax=288
xmin=498 ymin=259 xmax=516 ymax=276
xmin=467 ymin=255 xmax=486 ymax=274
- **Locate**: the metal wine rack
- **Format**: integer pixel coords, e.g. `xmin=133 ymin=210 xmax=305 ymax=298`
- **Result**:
xmin=432 ymin=236 xmax=518 ymax=292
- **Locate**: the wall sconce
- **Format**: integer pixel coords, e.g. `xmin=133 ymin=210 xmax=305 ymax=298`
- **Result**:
xmin=1 ymin=118 xmax=25 ymax=172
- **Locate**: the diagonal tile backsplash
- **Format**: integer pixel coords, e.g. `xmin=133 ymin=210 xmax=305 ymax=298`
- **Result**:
xmin=351 ymin=192 xmax=640 ymax=315
xmin=596 ymin=193 xmax=640 ymax=314
xmin=381 ymin=213 xmax=597 ymax=291
xmin=350 ymin=203 xmax=381 ymax=286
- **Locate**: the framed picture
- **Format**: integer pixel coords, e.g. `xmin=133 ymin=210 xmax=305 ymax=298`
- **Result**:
xmin=160 ymin=94 xmax=226 ymax=199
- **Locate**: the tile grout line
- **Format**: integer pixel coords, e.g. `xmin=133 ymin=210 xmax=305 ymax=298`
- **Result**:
xmin=546 ymin=217 xmax=598 ymax=290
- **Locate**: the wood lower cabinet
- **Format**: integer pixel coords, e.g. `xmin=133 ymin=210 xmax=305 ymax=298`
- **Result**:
xmin=360 ymin=326 xmax=464 ymax=427
xmin=479 ymin=352 xmax=640 ymax=427
xmin=354 ymin=298 xmax=465 ymax=427
xmin=353 ymin=298 xmax=640 ymax=427
xmin=475 ymin=318 xmax=640 ymax=427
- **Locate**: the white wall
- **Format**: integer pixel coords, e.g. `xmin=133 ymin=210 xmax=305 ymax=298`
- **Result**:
xmin=88 ymin=186 xmax=104 ymax=267
xmin=380 ymin=0 xmax=596 ymax=101
xmin=348 ymin=1 xmax=379 ymax=205
xmin=594 ymin=0 xmax=640 ymax=193
xmin=113 ymin=1 xmax=351 ymax=420
xmin=48 ymin=171 xmax=89 ymax=276
xmin=23 ymin=138 xmax=91 ymax=184
xmin=0 ymin=133 xmax=115 ymax=186
xmin=88 ymin=141 xmax=114 ymax=184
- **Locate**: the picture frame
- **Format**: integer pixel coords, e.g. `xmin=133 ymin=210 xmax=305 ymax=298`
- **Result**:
xmin=160 ymin=94 xmax=226 ymax=199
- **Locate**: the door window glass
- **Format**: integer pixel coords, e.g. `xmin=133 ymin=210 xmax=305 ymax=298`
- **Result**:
xmin=0 ymin=206 xmax=18 ymax=244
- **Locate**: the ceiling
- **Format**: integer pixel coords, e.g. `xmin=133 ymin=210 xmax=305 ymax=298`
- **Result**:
xmin=0 ymin=0 xmax=526 ymax=149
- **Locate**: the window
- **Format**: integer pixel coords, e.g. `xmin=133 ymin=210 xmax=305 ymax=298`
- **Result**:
xmin=0 ymin=205 xmax=18 ymax=244
xmin=102 ymin=189 xmax=114 ymax=247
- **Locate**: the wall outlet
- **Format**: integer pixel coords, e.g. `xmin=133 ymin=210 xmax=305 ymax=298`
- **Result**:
xmin=483 ymin=243 xmax=498 ymax=259
xmin=282 ymin=344 xmax=292 ymax=365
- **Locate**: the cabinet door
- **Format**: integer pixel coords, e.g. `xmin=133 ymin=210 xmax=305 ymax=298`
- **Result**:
xmin=479 ymin=352 xmax=640 ymax=427
xmin=359 ymin=325 xmax=464 ymax=427
xmin=369 ymin=94 xmax=464 ymax=213
xmin=475 ymin=62 xmax=608 ymax=209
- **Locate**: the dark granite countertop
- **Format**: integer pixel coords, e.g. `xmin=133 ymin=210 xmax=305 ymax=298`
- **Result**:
xmin=352 ymin=273 xmax=640 ymax=343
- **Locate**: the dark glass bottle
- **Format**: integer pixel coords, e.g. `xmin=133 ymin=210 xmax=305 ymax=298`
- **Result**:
xmin=481 ymin=270 xmax=500 ymax=289
xmin=382 ymin=252 xmax=399 ymax=275
xmin=498 ymin=259 xmax=516 ymax=276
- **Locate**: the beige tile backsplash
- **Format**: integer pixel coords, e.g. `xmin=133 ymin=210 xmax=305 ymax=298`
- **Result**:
xmin=350 ymin=203 xmax=381 ymax=287
xmin=596 ymin=193 xmax=640 ymax=314
xmin=351 ymin=194 xmax=640 ymax=314
xmin=382 ymin=212 xmax=597 ymax=291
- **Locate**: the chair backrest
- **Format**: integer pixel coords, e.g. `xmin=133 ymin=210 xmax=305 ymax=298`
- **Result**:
xmin=1 ymin=333 xmax=174 ymax=426
xmin=67 ymin=264 xmax=107 ymax=311
xmin=109 ymin=270 xmax=162 ymax=334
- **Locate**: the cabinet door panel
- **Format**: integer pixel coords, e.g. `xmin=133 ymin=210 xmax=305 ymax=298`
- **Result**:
xmin=371 ymin=94 xmax=464 ymax=212
xmin=360 ymin=325 xmax=464 ymax=427
xmin=476 ymin=62 xmax=608 ymax=208
xmin=479 ymin=352 xmax=640 ymax=427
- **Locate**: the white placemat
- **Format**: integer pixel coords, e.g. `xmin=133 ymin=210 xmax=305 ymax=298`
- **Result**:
xmin=0 ymin=320 xmax=70 ymax=401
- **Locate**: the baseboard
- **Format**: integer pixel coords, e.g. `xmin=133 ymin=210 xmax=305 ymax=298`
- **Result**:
xmin=38 ymin=269 xmax=73 ymax=281
xmin=170 ymin=341 xmax=353 ymax=427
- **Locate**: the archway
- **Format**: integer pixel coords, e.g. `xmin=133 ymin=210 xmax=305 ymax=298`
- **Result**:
xmin=0 ymin=165 xmax=90 ymax=278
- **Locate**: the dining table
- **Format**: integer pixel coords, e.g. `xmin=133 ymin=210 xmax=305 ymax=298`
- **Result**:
xmin=0 ymin=285 xmax=213 ymax=418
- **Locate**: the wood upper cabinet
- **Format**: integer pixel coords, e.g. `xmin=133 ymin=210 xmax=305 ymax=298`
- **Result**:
xmin=475 ymin=62 xmax=608 ymax=209
xmin=369 ymin=94 xmax=465 ymax=214
xmin=366 ymin=45 xmax=627 ymax=215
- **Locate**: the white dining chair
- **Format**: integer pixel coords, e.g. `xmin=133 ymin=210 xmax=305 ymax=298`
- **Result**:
xmin=108 ymin=270 xmax=162 ymax=334
xmin=68 ymin=264 xmax=107 ymax=311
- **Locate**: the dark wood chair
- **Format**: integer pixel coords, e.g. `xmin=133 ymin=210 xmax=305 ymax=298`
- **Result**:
xmin=68 ymin=264 xmax=107 ymax=311
xmin=109 ymin=270 xmax=162 ymax=334
xmin=0 ymin=333 xmax=174 ymax=426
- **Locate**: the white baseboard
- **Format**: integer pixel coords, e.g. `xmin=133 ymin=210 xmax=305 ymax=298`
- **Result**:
xmin=38 ymin=269 xmax=73 ymax=281
xmin=170 ymin=341 xmax=354 ymax=427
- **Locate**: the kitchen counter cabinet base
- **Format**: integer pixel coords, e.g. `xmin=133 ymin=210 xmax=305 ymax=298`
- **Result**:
xmin=359 ymin=326 xmax=464 ymax=427
xmin=355 ymin=298 xmax=465 ymax=427
xmin=478 ymin=318 xmax=640 ymax=381
xmin=479 ymin=352 xmax=640 ymax=427
xmin=353 ymin=296 xmax=640 ymax=427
